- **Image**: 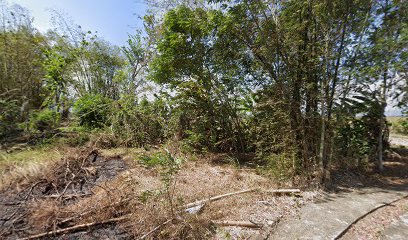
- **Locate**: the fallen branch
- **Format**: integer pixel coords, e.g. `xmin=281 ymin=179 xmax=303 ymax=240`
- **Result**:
xmin=264 ymin=189 xmax=301 ymax=194
xmin=212 ymin=220 xmax=261 ymax=228
xmin=46 ymin=193 xmax=92 ymax=199
xmin=183 ymin=188 xmax=301 ymax=209
xmin=183 ymin=188 xmax=258 ymax=209
xmin=20 ymin=216 xmax=129 ymax=240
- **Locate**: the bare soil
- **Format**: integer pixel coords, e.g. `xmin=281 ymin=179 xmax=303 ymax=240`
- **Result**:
xmin=341 ymin=197 xmax=408 ymax=240
xmin=337 ymin=147 xmax=408 ymax=239
xmin=0 ymin=146 xmax=318 ymax=239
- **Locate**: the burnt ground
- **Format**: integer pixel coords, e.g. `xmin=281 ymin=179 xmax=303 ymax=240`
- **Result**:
xmin=0 ymin=148 xmax=129 ymax=239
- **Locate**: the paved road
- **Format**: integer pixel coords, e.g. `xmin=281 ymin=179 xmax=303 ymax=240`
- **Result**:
xmin=268 ymin=188 xmax=408 ymax=240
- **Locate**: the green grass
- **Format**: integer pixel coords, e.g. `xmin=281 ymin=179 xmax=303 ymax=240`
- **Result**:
xmin=387 ymin=116 xmax=407 ymax=135
xmin=0 ymin=147 xmax=62 ymax=173
xmin=0 ymin=147 xmax=62 ymax=190
xmin=387 ymin=116 xmax=406 ymax=123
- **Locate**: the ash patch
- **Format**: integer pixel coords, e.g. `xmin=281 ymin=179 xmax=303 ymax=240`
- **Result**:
xmin=0 ymin=148 xmax=128 ymax=239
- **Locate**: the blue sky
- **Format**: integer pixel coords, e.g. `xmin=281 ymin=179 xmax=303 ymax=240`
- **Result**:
xmin=8 ymin=0 xmax=148 ymax=46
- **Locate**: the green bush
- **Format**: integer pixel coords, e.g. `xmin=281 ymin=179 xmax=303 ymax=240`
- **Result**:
xmin=109 ymin=96 xmax=166 ymax=146
xmin=73 ymin=94 xmax=112 ymax=129
xmin=393 ymin=118 xmax=408 ymax=135
xmin=29 ymin=109 xmax=60 ymax=132
xmin=0 ymin=99 xmax=21 ymax=137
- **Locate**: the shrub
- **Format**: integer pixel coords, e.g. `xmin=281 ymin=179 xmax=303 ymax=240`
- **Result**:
xmin=109 ymin=96 xmax=166 ymax=146
xmin=0 ymin=99 xmax=21 ymax=137
xmin=139 ymin=150 xmax=182 ymax=216
xmin=29 ymin=109 xmax=60 ymax=132
xmin=393 ymin=118 xmax=408 ymax=135
xmin=73 ymin=94 xmax=112 ymax=129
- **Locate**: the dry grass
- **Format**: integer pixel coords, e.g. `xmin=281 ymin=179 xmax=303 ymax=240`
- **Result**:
xmin=0 ymin=147 xmax=63 ymax=191
xmin=1 ymin=146 xmax=314 ymax=239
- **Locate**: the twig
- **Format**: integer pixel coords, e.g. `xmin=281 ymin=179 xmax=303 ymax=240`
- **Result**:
xmin=20 ymin=215 xmax=129 ymax=240
xmin=56 ymin=180 xmax=73 ymax=201
xmin=23 ymin=180 xmax=45 ymax=200
xmin=138 ymin=219 xmax=173 ymax=240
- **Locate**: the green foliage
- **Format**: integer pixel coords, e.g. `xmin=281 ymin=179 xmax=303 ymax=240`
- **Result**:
xmin=62 ymin=130 xmax=90 ymax=147
xmin=336 ymin=118 xmax=372 ymax=161
xmin=334 ymin=93 xmax=388 ymax=165
xmin=265 ymin=152 xmax=298 ymax=181
xmin=73 ymin=94 xmax=111 ymax=129
xmin=393 ymin=118 xmax=408 ymax=135
xmin=139 ymin=150 xmax=182 ymax=215
xmin=149 ymin=5 xmax=250 ymax=153
xmin=0 ymin=99 xmax=21 ymax=137
xmin=29 ymin=109 xmax=60 ymax=132
xmin=41 ymin=47 xmax=70 ymax=111
xmin=109 ymin=95 xmax=166 ymax=147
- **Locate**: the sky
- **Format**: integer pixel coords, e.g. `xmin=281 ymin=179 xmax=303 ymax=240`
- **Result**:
xmin=7 ymin=0 xmax=148 ymax=46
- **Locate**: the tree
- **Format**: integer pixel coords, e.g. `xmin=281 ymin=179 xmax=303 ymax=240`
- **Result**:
xmin=149 ymin=5 xmax=250 ymax=152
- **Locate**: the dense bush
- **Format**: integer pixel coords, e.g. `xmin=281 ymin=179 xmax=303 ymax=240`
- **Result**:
xmin=29 ymin=109 xmax=60 ymax=132
xmin=109 ymin=96 xmax=167 ymax=147
xmin=393 ymin=118 xmax=408 ymax=135
xmin=0 ymin=99 xmax=21 ymax=137
xmin=73 ymin=94 xmax=112 ymax=129
xmin=335 ymin=118 xmax=372 ymax=164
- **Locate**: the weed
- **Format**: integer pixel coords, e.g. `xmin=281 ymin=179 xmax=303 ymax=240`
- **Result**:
xmin=139 ymin=149 xmax=182 ymax=216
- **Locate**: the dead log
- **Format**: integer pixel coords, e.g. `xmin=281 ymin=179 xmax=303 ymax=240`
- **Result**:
xmin=183 ymin=188 xmax=258 ymax=209
xmin=264 ymin=189 xmax=301 ymax=194
xmin=212 ymin=220 xmax=261 ymax=228
xmin=183 ymin=188 xmax=301 ymax=210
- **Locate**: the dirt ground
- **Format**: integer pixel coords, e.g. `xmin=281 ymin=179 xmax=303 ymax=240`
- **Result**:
xmin=0 ymin=145 xmax=318 ymax=239
xmin=3 ymin=136 xmax=405 ymax=239
xmin=341 ymin=197 xmax=408 ymax=239
xmin=339 ymin=147 xmax=408 ymax=239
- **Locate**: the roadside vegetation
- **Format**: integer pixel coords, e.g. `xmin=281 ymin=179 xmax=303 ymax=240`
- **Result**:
xmin=0 ymin=0 xmax=407 ymax=239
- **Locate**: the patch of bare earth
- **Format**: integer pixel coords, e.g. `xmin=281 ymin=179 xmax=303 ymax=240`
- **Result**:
xmin=0 ymin=147 xmax=318 ymax=239
xmin=341 ymin=197 xmax=408 ymax=240
xmin=337 ymin=147 xmax=408 ymax=240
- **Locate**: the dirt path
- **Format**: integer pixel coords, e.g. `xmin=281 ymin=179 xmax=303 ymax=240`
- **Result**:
xmin=268 ymin=146 xmax=408 ymax=240
xmin=381 ymin=211 xmax=408 ymax=240
xmin=268 ymin=187 xmax=408 ymax=240
xmin=341 ymin=197 xmax=408 ymax=240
